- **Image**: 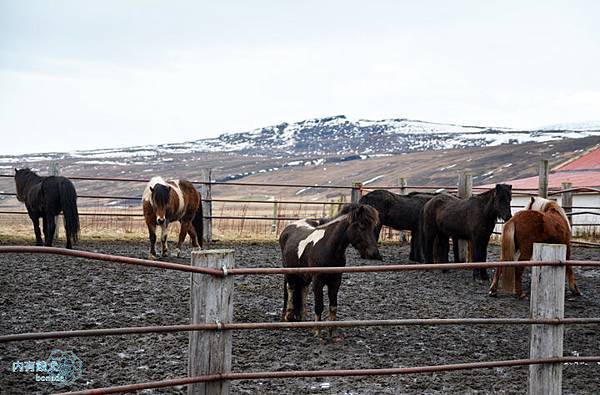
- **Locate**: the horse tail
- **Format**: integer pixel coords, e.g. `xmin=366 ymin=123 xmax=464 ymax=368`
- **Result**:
xmin=192 ymin=200 xmax=204 ymax=248
xmin=498 ymin=220 xmax=517 ymax=293
xmin=59 ymin=178 xmax=80 ymax=245
xmin=501 ymin=221 xmax=516 ymax=261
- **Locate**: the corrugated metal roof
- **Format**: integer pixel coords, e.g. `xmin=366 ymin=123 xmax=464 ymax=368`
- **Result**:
xmin=493 ymin=171 xmax=600 ymax=189
xmin=555 ymin=146 xmax=600 ymax=171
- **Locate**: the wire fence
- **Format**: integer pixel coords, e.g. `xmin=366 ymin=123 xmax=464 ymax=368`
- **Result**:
xmin=1 ymin=173 xmax=600 ymax=240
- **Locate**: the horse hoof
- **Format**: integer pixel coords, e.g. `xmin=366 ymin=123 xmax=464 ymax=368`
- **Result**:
xmin=148 ymin=253 xmax=157 ymax=260
xmin=488 ymin=290 xmax=497 ymax=297
xmin=517 ymin=293 xmax=527 ymax=300
xmin=571 ymin=288 xmax=582 ymax=297
xmin=173 ymin=248 xmax=182 ymax=258
xmin=161 ymin=251 xmax=169 ymax=257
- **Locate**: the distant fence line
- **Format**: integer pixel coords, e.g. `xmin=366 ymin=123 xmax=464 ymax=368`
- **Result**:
xmin=2 ymin=161 xmax=600 ymax=242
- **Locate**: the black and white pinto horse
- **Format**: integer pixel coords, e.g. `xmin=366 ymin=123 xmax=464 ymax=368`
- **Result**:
xmin=422 ymin=184 xmax=513 ymax=280
xmin=14 ymin=168 xmax=80 ymax=249
xmin=142 ymin=176 xmax=203 ymax=259
xmin=279 ymin=203 xmax=382 ymax=340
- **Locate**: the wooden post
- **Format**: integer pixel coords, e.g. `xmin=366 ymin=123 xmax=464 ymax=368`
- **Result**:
xmin=529 ymin=243 xmax=566 ymax=395
xmin=271 ymin=198 xmax=278 ymax=233
xmin=560 ymin=182 xmax=573 ymax=228
xmin=539 ymin=159 xmax=549 ymax=199
xmin=49 ymin=162 xmax=60 ymax=242
xmin=199 ymin=168 xmax=212 ymax=244
xmin=457 ymin=172 xmax=473 ymax=262
xmin=399 ymin=177 xmax=407 ymax=196
xmin=188 ymin=249 xmax=234 ymax=395
xmin=351 ymin=182 xmax=363 ymax=204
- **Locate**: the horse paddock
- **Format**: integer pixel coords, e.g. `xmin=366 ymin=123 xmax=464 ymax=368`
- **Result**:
xmin=1 ymin=239 xmax=599 ymax=394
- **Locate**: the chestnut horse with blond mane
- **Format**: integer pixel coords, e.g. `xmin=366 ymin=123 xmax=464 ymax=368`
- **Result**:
xmin=489 ymin=196 xmax=581 ymax=298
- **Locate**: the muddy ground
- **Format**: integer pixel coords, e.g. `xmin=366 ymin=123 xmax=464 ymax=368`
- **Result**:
xmin=0 ymin=238 xmax=599 ymax=394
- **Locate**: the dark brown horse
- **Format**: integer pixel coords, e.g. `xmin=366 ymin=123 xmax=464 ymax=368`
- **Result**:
xmin=279 ymin=203 xmax=382 ymax=340
xmin=360 ymin=190 xmax=438 ymax=262
xmin=14 ymin=168 xmax=80 ymax=249
xmin=422 ymin=184 xmax=513 ymax=280
xmin=142 ymin=176 xmax=203 ymax=259
xmin=489 ymin=197 xmax=581 ymax=298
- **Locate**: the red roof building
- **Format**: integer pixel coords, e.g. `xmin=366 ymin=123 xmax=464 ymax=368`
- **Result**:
xmin=495 ymin=145 xmax=600 ymax=189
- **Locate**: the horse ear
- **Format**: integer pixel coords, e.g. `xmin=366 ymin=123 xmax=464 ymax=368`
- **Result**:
xmin=150 ymin=186 xmax=154 ymax=192
xmin=14 ymin=168 xmax=17 ymax=173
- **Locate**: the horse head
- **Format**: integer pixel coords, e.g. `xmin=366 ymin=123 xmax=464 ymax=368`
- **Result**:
xmin=150 ymin=183 xmax=171 ymax=225
xmin=494 ymin=183 xmax=513 ymax=221
xmin=345 ymin=203 xmax=383 ymax=260
xmin=14 ymin=168 xmax=33 ymax=202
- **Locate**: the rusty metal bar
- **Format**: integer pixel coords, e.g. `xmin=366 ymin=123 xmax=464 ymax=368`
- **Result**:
xmin=1 ymin=246 xmax=599 ymax=276
xmin=227 ymin=260 xmax=600 ymax=275
xmin=3 ymin=317 xmax=600 ymax=343
xmin=57 ymin=356 xmax=600 ymax=395
xmin=0 ymin=246 xmax=222 ymax=275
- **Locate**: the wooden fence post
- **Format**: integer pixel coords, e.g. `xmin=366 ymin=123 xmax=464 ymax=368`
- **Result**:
xmin=529 ymin=243 xmax=566 ymax=395
xmin=457 ymin=172 xmax=473 ymax=262
xmin=199 ymin=168 xmax=212 ymax=244
xmin=49 ymin=162 xmax=61 ymax=242
xmin=351 ymin=182 xmax=363 ymax=204
xmin=539 ymin=159 xmax=549 ymax=198
xmin=271 ymin=198 xmax=278 ymax=233
xmin=399 ymin=177 xmax=407 ymax=196
xmin=188 ymin=249 xmax=234 ymax=395
xmin=560 ymin=182 xmax=573 ymax=228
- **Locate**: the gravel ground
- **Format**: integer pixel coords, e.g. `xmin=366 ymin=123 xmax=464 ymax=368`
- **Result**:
xmin=1 ymin=238 xmax=599 ymax=394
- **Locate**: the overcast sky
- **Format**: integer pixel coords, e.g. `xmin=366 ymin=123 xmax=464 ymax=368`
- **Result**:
xmin=1 ymin=1 xmax=599 ymax=154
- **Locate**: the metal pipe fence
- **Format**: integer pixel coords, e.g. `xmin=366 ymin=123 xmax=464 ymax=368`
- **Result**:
xmin=0 ymin=246 xmax=598 ymax=394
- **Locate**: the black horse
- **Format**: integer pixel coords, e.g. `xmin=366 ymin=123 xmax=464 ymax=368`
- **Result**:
xmin=279 ymin=203 xmax=382 ymax=340
xmin=14 ymin=168 xmax=80 ymax=249
xmin=360 ymin=190 xmax=437 ymax=262
xmin=422 ymin=184 xmax=512 ymax=280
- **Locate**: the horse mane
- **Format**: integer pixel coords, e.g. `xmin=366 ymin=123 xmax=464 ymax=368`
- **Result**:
xmin=142 ymin=176 xmax=170 ymax=202
xmin=526 ymin=196 xmax=571 ymax=231
xmin=343 ymin=203 xmax=379 ymax=225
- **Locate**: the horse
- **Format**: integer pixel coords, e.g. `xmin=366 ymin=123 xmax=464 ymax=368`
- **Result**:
xmin=14 ymin=168 xmax=80 ymax=249
xmin=142 ymin=176 xmax=203 ymax=259
xmin=422 ymin=184 xmax=513 ymax=280
xmin=360 ymin=190 xmax=438 ymax=262
xmin=489 ymin=197 xmax=581 ymax=298
xmin=279 ymin=203 xmax=382 ymax=340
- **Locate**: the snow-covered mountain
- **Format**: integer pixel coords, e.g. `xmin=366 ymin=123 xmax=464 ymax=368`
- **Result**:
xmin=2 ymin=115 xmax=600 ymax=164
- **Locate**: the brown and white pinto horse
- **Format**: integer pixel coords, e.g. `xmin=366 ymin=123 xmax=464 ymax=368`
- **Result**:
xmin=489 ymin=197 xmax=581 ymax=298
xmin=142 ymin=176 xmax=203 ymax=259
xmin=279 ymin=203 xmax=382 ymax=340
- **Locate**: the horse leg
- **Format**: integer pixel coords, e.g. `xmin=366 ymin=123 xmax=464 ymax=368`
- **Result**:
xmin=146 ymin=222 xmax=158 ymax=259
xmin=452 ymin=237 xmax=462 ymax=263
xmin=488 ymin=266 xmax=502 ymax=297
xmin=43 ymin=215 xmax=56 ymax=247
xmin=30 ymin=214 xmax=43 ymax=246
xmin=566 ymin=266 xmax=581 ymax=296
xmin=513 ymin=266 xmax=527 ymax=299
xmin=160 ymin=223 xmax=169 ymax=257
xmin=174 ymin=222 xmax=189 ymax=257
xmin=472 ymin=239 xmax=489 ymax=281
xmin=187 ymin=221 xmax=201 ymax=251
xmin=282 ymin=278 xmax=295 ymax=322
xmin=374 ymin=223 xmax=382 ymax=244
xmin=312 ymin=276 xmax=325 ymax=338
xmin=327 ymin=275 xmax=343 ymax=341
xmin=423 ymin=227 xmax=435 ymax=264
